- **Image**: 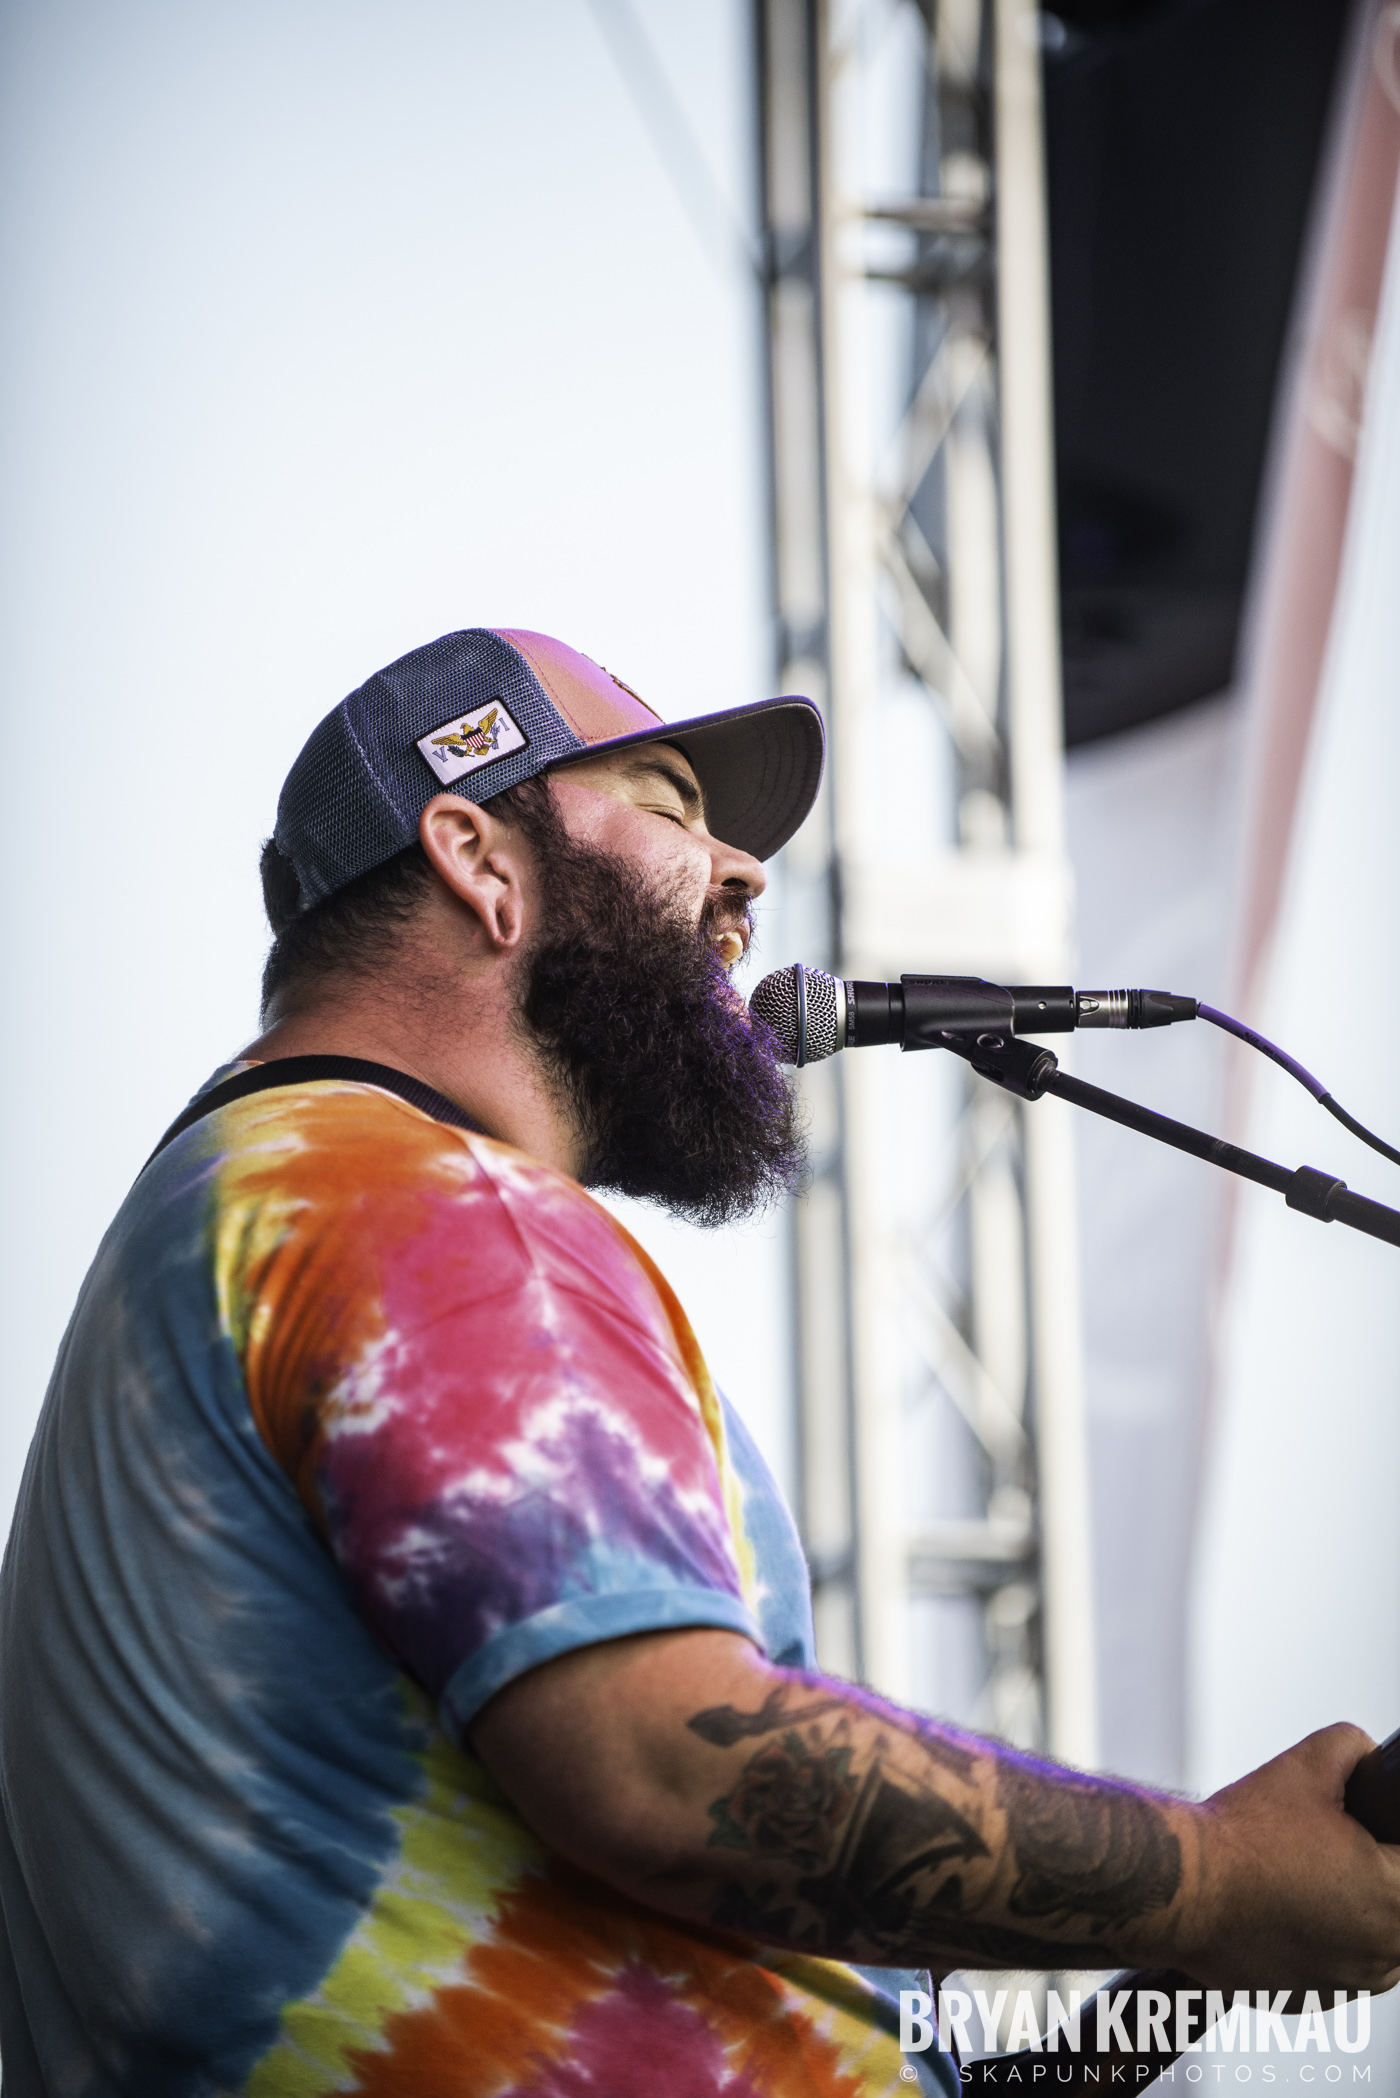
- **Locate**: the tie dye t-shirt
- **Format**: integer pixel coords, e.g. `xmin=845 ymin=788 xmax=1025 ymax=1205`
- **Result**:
xmin=0 ymin=1072 xmax=958 ymax=2098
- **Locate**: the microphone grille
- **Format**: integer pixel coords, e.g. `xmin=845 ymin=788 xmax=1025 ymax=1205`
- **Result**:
xmin=749 ymin=964 xmax=844 ymax=1066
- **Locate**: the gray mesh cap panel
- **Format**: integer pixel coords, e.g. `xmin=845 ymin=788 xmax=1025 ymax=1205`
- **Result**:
xmin=274 ymin=630 xmax=584 ymax=907
xmin=273 ymin=706 xmax=411 ymax=908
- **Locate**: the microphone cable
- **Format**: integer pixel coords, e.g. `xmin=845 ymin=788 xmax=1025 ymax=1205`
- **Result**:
xmin=1195 ymin=1004 xmax=1400 ymax=1170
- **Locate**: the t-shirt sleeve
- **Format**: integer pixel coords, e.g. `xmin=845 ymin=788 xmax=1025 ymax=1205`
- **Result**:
xmin=219 ymin=1091 xmax=762 ymax=1739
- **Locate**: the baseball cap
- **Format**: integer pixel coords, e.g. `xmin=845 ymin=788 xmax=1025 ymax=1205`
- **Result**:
xmin=274 ymin=627 xmax=826 ymax=910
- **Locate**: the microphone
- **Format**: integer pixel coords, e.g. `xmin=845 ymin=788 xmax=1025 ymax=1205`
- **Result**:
xmin=749 ymin=963 xmax=1198 ymax=1067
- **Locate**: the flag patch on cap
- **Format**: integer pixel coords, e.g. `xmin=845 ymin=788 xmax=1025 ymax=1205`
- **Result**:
xmin=416 ymin=699 xmax=528 ymax=785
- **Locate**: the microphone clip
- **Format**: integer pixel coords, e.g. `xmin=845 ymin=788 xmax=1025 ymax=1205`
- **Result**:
xmin=937 ymin=1031 xmax=1060 ymax=1101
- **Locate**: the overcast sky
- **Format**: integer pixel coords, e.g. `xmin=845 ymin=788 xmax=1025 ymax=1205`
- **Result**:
xmin=0 ymin=0 xmax=796 ymax=1525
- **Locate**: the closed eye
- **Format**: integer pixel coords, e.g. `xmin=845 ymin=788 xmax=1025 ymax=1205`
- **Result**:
xmin=630 ymin=757 xmax=704 ymax=824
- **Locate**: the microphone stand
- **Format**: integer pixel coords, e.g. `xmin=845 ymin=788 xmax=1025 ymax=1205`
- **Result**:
xmin=924 ymin=1033 xmax=1400 ymax=2083
xmin=937 ymin=1031 xmax=1400 ymax=1248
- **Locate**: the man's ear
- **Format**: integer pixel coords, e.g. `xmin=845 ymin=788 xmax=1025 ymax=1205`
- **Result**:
xmin=418 ymin=793 xmax=529 ymax=953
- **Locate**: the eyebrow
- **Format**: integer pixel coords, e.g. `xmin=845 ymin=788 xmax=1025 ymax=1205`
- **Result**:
xmin=629 ymin=753 xmax=704 ymax=817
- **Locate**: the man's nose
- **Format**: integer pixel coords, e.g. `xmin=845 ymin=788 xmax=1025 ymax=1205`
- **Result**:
xmin=708 ymin=835 xmax=766 ymax=900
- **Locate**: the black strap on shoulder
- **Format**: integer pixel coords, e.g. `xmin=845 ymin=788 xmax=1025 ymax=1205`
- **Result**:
xmin=144 ymin=1056 xmax=485 ymax=1170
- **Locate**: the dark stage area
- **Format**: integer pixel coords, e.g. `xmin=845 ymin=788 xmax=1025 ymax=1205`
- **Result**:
xmin=1045 ymin=0 xmax=1350 ymax=743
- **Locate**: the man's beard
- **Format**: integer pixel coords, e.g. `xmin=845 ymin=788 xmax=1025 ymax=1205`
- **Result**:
xmin=516 ymin=814 xmax=807 ymax=1225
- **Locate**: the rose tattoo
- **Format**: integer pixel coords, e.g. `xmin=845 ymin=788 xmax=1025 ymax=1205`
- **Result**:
xmin=706 ymin=1730 xmax=858 ymax=1872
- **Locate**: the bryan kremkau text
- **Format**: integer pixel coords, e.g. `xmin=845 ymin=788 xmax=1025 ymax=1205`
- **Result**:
xmin=899 ymin=1987 xmax=1372 ymax=2061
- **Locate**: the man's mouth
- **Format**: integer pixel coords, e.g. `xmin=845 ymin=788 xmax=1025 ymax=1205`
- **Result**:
xmin=703 ymin=889 xmax=754 ymax=971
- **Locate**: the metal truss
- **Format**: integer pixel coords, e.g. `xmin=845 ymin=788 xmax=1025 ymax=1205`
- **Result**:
xmin=755 ymin=0 xmax=1097 ymax=1770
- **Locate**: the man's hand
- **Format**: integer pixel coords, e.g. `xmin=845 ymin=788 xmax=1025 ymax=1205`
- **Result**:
xmin=470 ymin=1626 xmax=1400 ymax=1988
xmin=1178 ymin=1722 xmax=1400 ymax=1994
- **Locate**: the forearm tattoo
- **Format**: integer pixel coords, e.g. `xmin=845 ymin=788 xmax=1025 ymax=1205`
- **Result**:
xmin=685 ymin=1679 xmax=1181 ymax=1967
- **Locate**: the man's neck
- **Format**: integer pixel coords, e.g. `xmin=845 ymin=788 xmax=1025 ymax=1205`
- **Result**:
xmin=241 ymin=996 xmax=582 ymax=1180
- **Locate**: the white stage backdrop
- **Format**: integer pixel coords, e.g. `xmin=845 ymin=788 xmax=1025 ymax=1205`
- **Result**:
xmin=1193 ymin=165 xmax=1400 ymax=1792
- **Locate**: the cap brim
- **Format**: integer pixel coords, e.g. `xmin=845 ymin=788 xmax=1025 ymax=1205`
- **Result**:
xmin=548 ymin=695 xmax=825 ymax=862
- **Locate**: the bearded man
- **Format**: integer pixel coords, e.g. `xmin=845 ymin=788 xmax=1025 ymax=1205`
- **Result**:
xmin=1 ymin=628 xmax=1397 ymax=2097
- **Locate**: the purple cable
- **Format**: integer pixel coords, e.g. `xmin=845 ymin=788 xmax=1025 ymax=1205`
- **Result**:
xmin=1197 ymin=1002 xmax=1400 ymax=1170
xmin=1196 ymin=1003 xmax=1328 ymax=1098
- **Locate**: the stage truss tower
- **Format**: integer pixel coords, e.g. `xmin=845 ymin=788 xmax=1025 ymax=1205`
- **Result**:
xmin=754 ymin=0 xmax=1097 ymax=1769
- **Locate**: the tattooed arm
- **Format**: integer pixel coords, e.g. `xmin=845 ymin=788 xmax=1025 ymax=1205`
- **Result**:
xmin=471 ymin=1628 xmax=1400 ymax=1991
